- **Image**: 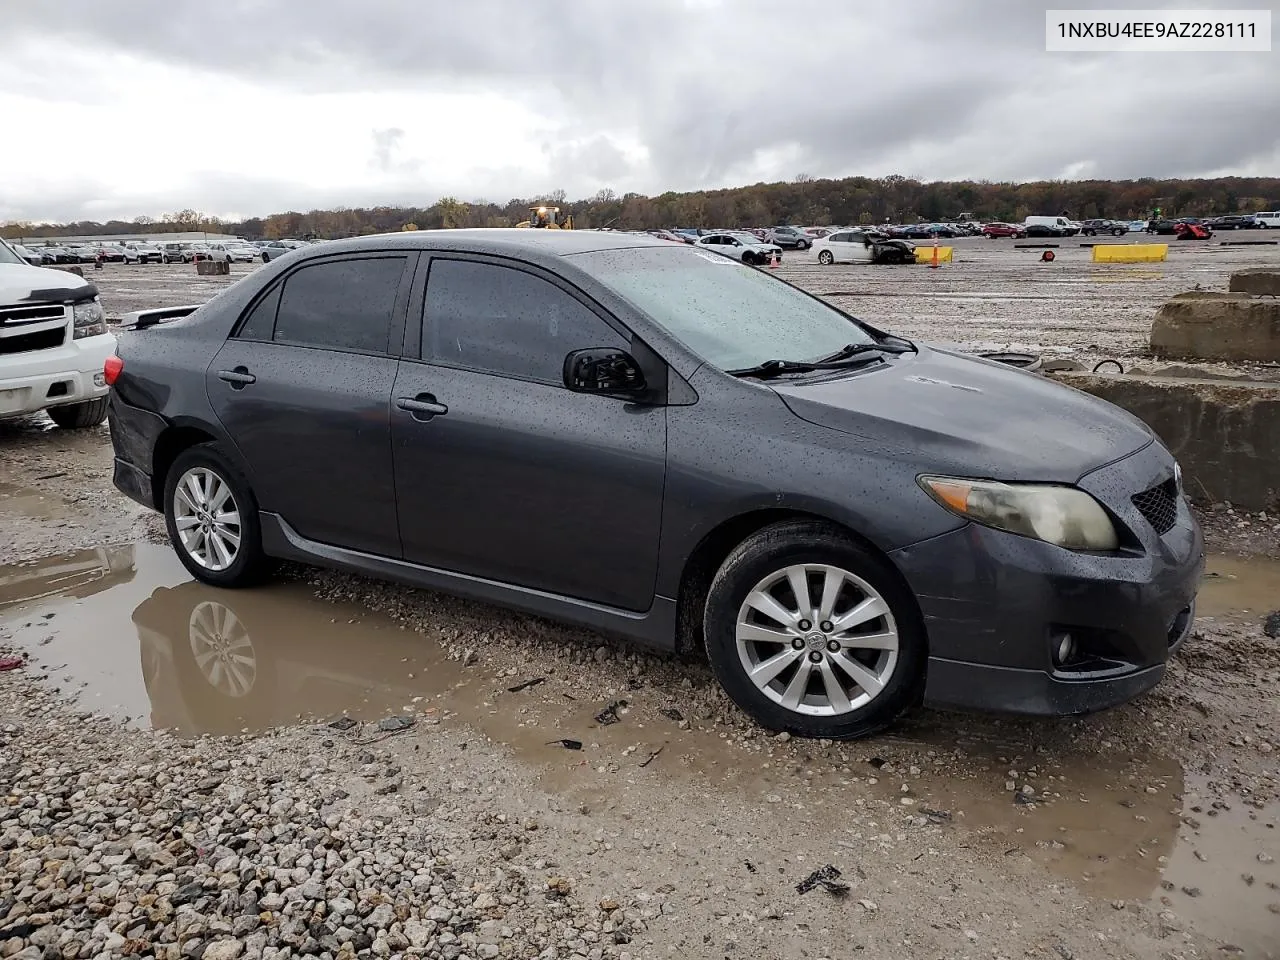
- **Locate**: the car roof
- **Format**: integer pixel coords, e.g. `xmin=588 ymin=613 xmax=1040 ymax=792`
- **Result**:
xmin=299 ymin=229 xmax=665 ymax=260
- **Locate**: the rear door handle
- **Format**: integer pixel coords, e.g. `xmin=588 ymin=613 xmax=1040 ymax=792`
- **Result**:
xmin=396 ymin=394 xmax=448 ymax=420
xmin=217 ymin=367 xmax=256 ymax=387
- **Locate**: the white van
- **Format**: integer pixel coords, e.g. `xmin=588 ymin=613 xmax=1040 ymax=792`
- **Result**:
xmin=1023 ymin=216 xmax=1079 ymax=237
xmin=1254 ymin=211 xmax=1279 ymax=229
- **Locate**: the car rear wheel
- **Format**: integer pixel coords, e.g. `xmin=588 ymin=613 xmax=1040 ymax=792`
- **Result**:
xmin=1112 ymin=228 xmax=1124 ymax=236
xmin=47 ymin=397 xmax=108 ymax=429
xmin=703 ymin=520 xmax=925 ymax=739
xmin=796 ymin=240 xmax=809 ymax=250
xmin=818 ymin=250 xmax=834 ymax=265
xmin=164 ymin=443 xmax=271 ymax=588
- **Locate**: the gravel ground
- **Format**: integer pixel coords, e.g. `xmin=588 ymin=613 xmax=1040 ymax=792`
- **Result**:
xmin=3 ymin=246 xmax=1279 ymax=959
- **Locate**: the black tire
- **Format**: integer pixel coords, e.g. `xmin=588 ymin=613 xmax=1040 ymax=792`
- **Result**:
xmin=261 ymin=252 xmax=270 ymax=263
xmin=163 ymin=442 xmax=272 ymax=588
xmin=796 ymin=240 xmax=809 ymax=250
xmin=1083 ymin=229 xmax=1095 ymax=237
xmin=703 ymin=520 xmax=926 ymax=740
xmin=1112 ymin=228 xmax=1124 ymax=236
xmin=743 ymin=252 xmax=757 ymax=266
xmin=47 ymin=397 xmax=108 ymax=429
xmin=818 ymin=250 xmax=834 ymax=265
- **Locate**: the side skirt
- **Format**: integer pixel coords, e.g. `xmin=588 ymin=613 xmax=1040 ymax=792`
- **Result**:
xmin=259 ymin=513 xmax=680 ymax=652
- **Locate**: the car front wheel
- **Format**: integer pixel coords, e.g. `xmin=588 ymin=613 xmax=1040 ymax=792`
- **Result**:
xmin=164 ymin=443 xmax=271 ymax=588
xmin=703 ymin=520 xmax=925 ymax=740
xmin=818 ymin=250 xmax=834 ymax=265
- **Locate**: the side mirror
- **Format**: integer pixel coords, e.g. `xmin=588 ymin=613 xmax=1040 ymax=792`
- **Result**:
xmin=563 ymin=348 xmax=646 ymax=395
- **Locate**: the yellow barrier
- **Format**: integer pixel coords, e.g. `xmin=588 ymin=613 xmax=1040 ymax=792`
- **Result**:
xmin=914 ymin=246 xmax=953 ymax=264
xmin=1091 ymin=243 xmax=1167 ymax=263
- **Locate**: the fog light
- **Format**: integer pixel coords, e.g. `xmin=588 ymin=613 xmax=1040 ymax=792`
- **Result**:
xmin=1052 ymin=632 xmax=1076 ymax=666
xmin=93 ymin=372 xmax=106 ymax=387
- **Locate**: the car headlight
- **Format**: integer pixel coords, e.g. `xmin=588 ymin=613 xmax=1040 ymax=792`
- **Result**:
xmin=72 ymin=298 xmax=108 ymax=339
xmin=919 ymin=475 xmax=1119 ymax=551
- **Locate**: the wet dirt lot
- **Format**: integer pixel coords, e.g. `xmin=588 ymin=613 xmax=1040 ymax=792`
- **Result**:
xmin=2 ymin=250 xmax=1279 ymax=959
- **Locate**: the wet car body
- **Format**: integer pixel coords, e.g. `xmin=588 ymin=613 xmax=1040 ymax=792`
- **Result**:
xmin=106 ymin=230 xmax=1203 ymax=736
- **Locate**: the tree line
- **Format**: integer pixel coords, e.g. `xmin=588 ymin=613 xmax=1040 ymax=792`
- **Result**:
xmin=5 ymin=175 xmax=1279 ymax=242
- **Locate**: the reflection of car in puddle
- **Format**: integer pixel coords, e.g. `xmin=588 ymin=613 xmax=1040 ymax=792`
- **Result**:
xmin=133 ymin=581 xmax=463 ymax=736
xmin=0 ymin=545 xmax=136 ymax=609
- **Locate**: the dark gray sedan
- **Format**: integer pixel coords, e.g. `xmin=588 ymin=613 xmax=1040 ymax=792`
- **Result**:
xmin=104 ymin=230 xmax=1203 ymax=739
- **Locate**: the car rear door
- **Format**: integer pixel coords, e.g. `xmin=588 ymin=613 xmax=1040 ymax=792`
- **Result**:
xmin=390 ymin=254 xmax=667 ymax=611
xmin=206 ymin=252 xmax=414 ymax=556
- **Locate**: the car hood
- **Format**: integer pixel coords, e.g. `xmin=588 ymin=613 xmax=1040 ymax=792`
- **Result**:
xmin=771 ymin=345 xmax=1153 ymax=483
xmin=0 ymin=262 xmax=94 ymax=305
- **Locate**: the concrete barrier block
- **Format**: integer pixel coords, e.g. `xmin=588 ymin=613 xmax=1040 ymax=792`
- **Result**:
xmin=1228 ymin=268 xmax=1280 ymax=297
xmin=1052 ymin=372 xmax=1280 ymax=510
xmin=1151 ymin=293 xmax=1280 ymax=362
xmin=196 ymin=260 xmax=230 ymax=276
xmin=1092 ymin=243 xmax=1167 ymax=263
xmin=913 ymin=246 xmax=953 ymax=264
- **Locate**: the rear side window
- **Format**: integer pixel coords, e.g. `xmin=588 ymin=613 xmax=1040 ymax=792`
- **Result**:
xmin=273 ymin=257 xmax=406 ymax=354
xmin=237 ymin=286 xmax=281 ymax=341
xmin=422 ymin=259 xmax=626 ymax=383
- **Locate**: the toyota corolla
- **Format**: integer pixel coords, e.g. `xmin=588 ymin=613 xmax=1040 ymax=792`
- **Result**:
xmin=105 ymin=230 xmax=1203 ymax=739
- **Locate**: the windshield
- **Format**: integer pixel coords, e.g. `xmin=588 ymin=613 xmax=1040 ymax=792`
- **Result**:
xmin=0 ymin=240 xmax=24 ymax=265
xmin=571 ymin=246 xmax=876 ymax=370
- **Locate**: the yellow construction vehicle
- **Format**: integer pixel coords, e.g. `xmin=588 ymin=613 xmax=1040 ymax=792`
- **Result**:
xmin=516 ymin=205 xmax=573 ymax=229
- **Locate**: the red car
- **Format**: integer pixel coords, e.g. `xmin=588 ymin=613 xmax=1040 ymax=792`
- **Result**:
xmin=982 ymin=222 xmax=1026 ymax=238
xmin=1174 ymin=222 xmax=1213 ymax=240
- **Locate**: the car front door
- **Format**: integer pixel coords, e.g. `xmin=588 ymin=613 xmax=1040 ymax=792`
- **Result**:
xmin=390 ymin=255 xmax=667 ymax=611
xmin=206 ymin=253 xmax=413 ymax=556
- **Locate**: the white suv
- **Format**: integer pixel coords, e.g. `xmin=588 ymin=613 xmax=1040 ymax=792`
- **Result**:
xmin=208 ymin=242 xmax=258 ymax=264
xmin=0 ymin=239 xmax=115 ymax=428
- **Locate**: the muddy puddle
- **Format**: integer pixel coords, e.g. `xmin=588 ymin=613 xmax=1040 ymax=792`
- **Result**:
xmin=1 ymin=543 xmax=1276 ymax=952
xmin=1199 ymin=554 xmax=1280 ymax=619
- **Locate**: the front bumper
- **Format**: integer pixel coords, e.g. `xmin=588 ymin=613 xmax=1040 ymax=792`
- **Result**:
xmin=890 ymin=442 xmax=1204 ymax=717
xmin=0 ymin=332 xmax=116 ymax=419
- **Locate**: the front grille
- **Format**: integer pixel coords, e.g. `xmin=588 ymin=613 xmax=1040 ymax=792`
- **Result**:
xmin=0 ymin=303 xmax=66 ymax=325
xmin=0 ymin=327 xmax=65 ymax=355
xmin=1131 ymin=477 xmax=1179 ymax=535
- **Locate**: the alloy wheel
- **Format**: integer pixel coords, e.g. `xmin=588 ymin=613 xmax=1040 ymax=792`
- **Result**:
xmin=172 ymin=467 xmax=242 ymax=571
xmin=735 ymin=563 xmax=899 ymax=717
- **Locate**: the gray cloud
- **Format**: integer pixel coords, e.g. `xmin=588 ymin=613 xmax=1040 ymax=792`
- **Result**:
xmin=3 ymin=0 xmax=1278 ymax=221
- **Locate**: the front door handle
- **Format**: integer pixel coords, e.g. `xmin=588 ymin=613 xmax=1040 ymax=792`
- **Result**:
xmin=396 ymin=394 xmax=448 ymax=420
xmin=217 ymin=367 xmax=256 ymax=388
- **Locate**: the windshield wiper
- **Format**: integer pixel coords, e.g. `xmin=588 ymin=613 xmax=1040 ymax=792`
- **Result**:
xmin=815 ymin=341 xmax=913 ymax=363
xmin=727 ymin=359 xmax=817 ymax=379
xmin=728 ymin=351 xmax=895 ymax=380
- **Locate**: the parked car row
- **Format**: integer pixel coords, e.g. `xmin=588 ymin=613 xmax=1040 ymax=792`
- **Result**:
xmin=5 ymin=237 xmax=325 ymax=268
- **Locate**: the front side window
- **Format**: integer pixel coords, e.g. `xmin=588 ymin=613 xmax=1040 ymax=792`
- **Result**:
xmin=421 ymin=259 xmax=626 ymax=383
xmin=570 ymin=245 xmax=875 ymax=371
xmin=273 ymin=256 xmax=405 ymax=353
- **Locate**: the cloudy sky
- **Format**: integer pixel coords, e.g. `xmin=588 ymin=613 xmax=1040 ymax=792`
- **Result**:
xmin=2 ymin=0 xmax=1277 ymax=223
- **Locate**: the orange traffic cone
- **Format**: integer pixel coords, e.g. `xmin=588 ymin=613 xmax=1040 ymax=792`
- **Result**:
xmin=770 ymin=251 xmax=779 ymax=268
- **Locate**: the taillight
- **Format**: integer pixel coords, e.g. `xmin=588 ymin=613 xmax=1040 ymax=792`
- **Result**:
xmin=104 ymin=355 xmax=124 ymax=385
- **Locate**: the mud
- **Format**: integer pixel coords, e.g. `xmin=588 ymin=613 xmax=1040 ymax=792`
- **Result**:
xmin=1200 ymin=554 xmax=1280 ymax=619
xmin=2 ymin=541 xmax=1277 ymax=955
